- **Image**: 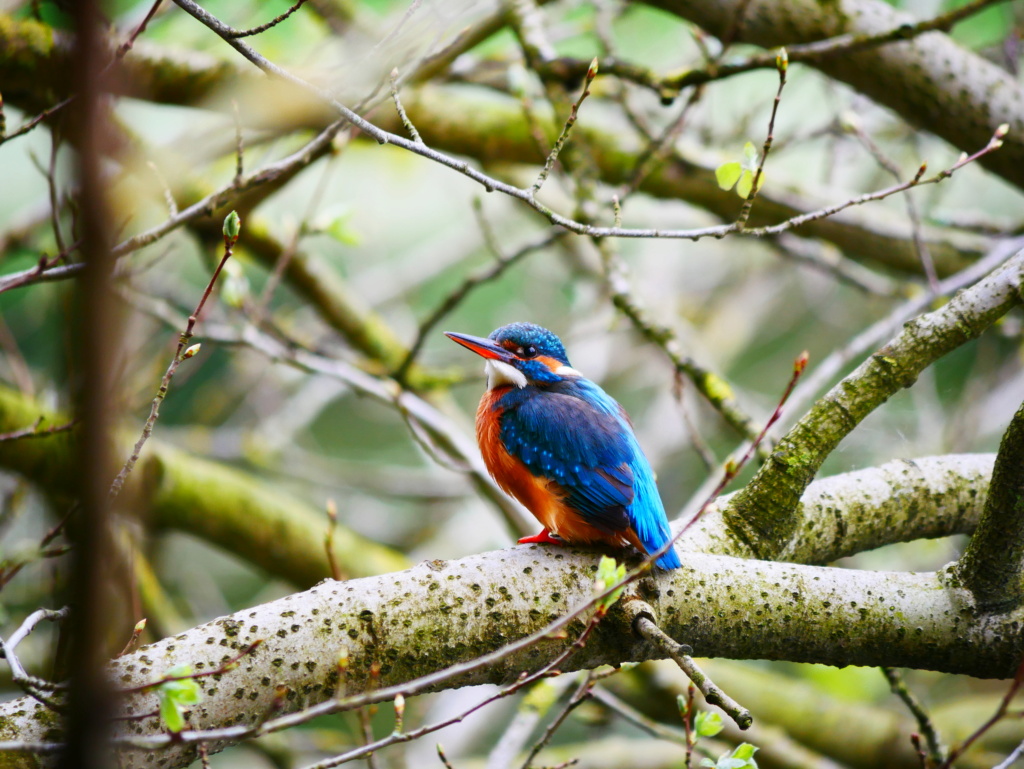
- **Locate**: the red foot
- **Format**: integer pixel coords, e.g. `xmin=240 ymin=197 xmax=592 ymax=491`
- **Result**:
xmin=518 ymin=529 xmax=564 ymax=545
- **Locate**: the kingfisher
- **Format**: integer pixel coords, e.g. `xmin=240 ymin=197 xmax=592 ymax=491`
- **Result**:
xmin=445 ymin=322 xmax=681 ymax=569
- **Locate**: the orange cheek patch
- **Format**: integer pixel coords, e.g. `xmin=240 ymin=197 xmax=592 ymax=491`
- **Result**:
xmin=536 ymin=355 xmax=562 ymax=372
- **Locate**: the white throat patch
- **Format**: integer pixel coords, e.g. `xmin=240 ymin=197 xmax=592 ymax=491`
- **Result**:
xmin=485 ymin=360 xmax=527 ymax=389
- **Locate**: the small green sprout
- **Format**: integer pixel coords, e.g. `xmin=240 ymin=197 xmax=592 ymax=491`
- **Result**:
xmin=716 ymin=142 xmax=764 ymax=199
xmin=593 ymin=555 xmax=627 ymax=615
xmin=701 ymin=742 xmax=759 ymax=769
xmin=223 ymin=210 xmax=241 ymax=242
xmin=695 ymin=710 xmax=725 ymax=737
xmin=156 ymin=664 xmax=203 ymax=733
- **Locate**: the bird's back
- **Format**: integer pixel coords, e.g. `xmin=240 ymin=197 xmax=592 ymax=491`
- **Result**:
xmin=478 ymin=379 xmax=681 ymax=569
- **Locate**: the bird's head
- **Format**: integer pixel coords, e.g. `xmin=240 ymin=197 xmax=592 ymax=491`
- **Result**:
xmin=445 ymin=322 xmax=581 ymax=389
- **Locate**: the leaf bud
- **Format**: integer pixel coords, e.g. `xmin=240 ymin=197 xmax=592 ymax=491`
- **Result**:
xmin=223 ymin=210 xmax=241 ymax=242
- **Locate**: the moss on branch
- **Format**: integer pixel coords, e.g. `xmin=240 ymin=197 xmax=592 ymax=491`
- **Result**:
xmin=0 ymin=543 xmax=1021 ymax=766
xmin=722 ymin=251 xmax=1023 ymax=557
xmin=0 ymin=385 xmax=407 ymax=585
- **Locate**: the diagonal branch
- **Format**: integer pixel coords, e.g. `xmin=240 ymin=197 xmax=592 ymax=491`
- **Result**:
xmin=721 ymin=248 xmax=1024 ymax=558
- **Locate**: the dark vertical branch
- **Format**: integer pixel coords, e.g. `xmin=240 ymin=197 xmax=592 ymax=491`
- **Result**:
xmin=953 ymin=398 xmax=1024 ymax=611
xmin=61 ymin=0 xmax=120 ymax=766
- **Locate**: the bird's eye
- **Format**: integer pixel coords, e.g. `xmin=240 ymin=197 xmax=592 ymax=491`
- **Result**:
xmin=519 ymin=345 xmax=538 ymax=359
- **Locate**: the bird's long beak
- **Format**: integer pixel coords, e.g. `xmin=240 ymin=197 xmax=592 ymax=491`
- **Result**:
xmin=444 ymin=331 xmax=516 ymax=362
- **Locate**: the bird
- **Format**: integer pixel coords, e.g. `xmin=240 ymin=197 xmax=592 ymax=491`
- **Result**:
xmin=445 ymin=322 xmax=681 ymax=569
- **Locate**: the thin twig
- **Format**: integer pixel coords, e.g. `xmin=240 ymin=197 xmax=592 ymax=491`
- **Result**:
xmin=324 ymin=499 xmax=345 ymax=581
xmin=0 ymin=608 xmax=70 ymax=710
xmin=0 ymin=418 xmax=78 ymax=442
xmin=293 ymin=612 xmax=609 ymax=769
xmin=993 ymin=738 xmax=1024 ymax=769
xmin=519 ymin=675 xmax=592 ymax=769
xmin=940 ymin=656 xmax=1024 ymax=768
xmin=226 ymin=0 xmax=310 ymax=38
xmin=531 ymin=59 xmax=598 ymax=195
xmin=106 ymin=216 xmax=240 ymax=501
xmin=46 ymin=130 xmax=68 ymax=258
xmin=389 ymin=69 xmax=423 ymax=144
xmin=232 ymin=100 xmax=244 ymax=186
xmin=115 ymin=0 xmax=165 ymax=58
xmin=120 ymin=641 xmax=262 ymax=695
xmin=882 ymin=667 xmax=945 ymax=765
xmin=395 ymin=231 xmax=563 ymax=381
xmin=633 ymin=615 xmax=752 ymax=729
xmin=844 ymin=117 xmax=939 ymax=293
xmin=735 ymin=49 xmax=788 ymax=229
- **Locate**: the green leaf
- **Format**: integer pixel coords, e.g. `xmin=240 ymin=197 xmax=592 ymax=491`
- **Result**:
xmin=593 ymin=556 xmax=627 ymax=613
xmin=156 ymin=664 xmax=203 ymax=733
xmin=695 ymin=710 xmax=724 ymax=737
xmin=742 ymin=141 xmax=760 ymax=166
xmin=325 ymin=216 xmax=361 ymax=245
xmin=733 ymin=743 xmax=758 ymax=762
xmin=715 ymin=162 xmax=742 ymax=191
xmin=736 ymin=171 xmax=754 ymax=199
xmin=159 ymin=692 xmax=185 ymax=733
xmin=699 ymin=760 xmax=716 ymax=768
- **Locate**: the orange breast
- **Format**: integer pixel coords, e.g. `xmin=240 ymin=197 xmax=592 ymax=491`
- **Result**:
xmin=476 ymin=389 xmax=645 ymax=552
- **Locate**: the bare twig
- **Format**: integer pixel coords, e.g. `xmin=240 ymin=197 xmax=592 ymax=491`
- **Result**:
xmin=115 ymin=0 xmax=165 ymax=58
xmin=735 ymin=49 xmax=788 ymax=229
xmin=633 ymin=615 xmax=752 ymax=730
xmin=519 ymin=675 xmax=593 ymax=769
xmin=106 ymin=213 xmax=240 ymax=501
xmin=532 ymin=59 xmax=599 ymax=195
xmin=0 ymin=608 xmax=70 ymax=709
xmin=395 ymin=231 xmax=563 ymax=381
xmin=0 ymin=418 xmax=78 ymax=442
xmin=843 ymin=116 xmax=939 ymax=293
xmin=882 ymin=667 xmax=945 ymax=765
xmin=120 ymin=641 xmax=263 ymax=695
xmin=389 ymin=69 xmax=423 ymax=144
xmin=226 ymin=0 xmax=310 ymax=38
xmin=940 ymin=656 xmax=1024 ymax=768
xmin=324 ymin=499 xmax=345 ymax=581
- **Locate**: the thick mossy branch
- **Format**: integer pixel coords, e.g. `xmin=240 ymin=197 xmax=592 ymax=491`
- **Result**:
xmin=683 ymin=453 xmax=995 ymax=563
xmin=722 ymin=250 xmax=1023 ymax=558
xmin=0 ymin=386 xmax=407 ymax=585
xmin=0 ymin=14 xmax=250 ymax=112
xmin=954 ymin=398 xmax=1024 ymax=611
xmin=0 ymin=545 xmax=1021 ymax=766
xmin=647 ymin=0 xmax=1024 ymax=192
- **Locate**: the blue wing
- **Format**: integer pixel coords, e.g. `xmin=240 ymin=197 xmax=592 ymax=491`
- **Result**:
xmin=497 ymin=380 xmax=681 ymax=569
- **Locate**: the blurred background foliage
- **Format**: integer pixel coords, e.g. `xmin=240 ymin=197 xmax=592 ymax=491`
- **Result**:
xmin=1 ymin=0 xmax=1023 ymax=766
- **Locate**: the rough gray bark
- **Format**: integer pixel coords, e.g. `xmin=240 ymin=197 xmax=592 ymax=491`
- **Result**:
xmin=0 ymin=456 xmax=1011 ymax=768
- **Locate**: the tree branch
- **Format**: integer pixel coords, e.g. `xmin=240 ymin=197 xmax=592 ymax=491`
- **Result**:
xmin=0 ymin=385 xmax=407 ymax=585
xmin=722 ymin=249 xmax=1023 ymax=558
xmin=953 ymin=397 xmax=1024 ymax=611
xmin=646 ymin=0 xmax=1024 ymax=191
xmin=1 ymin=537 xmax=1022 ymax=766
